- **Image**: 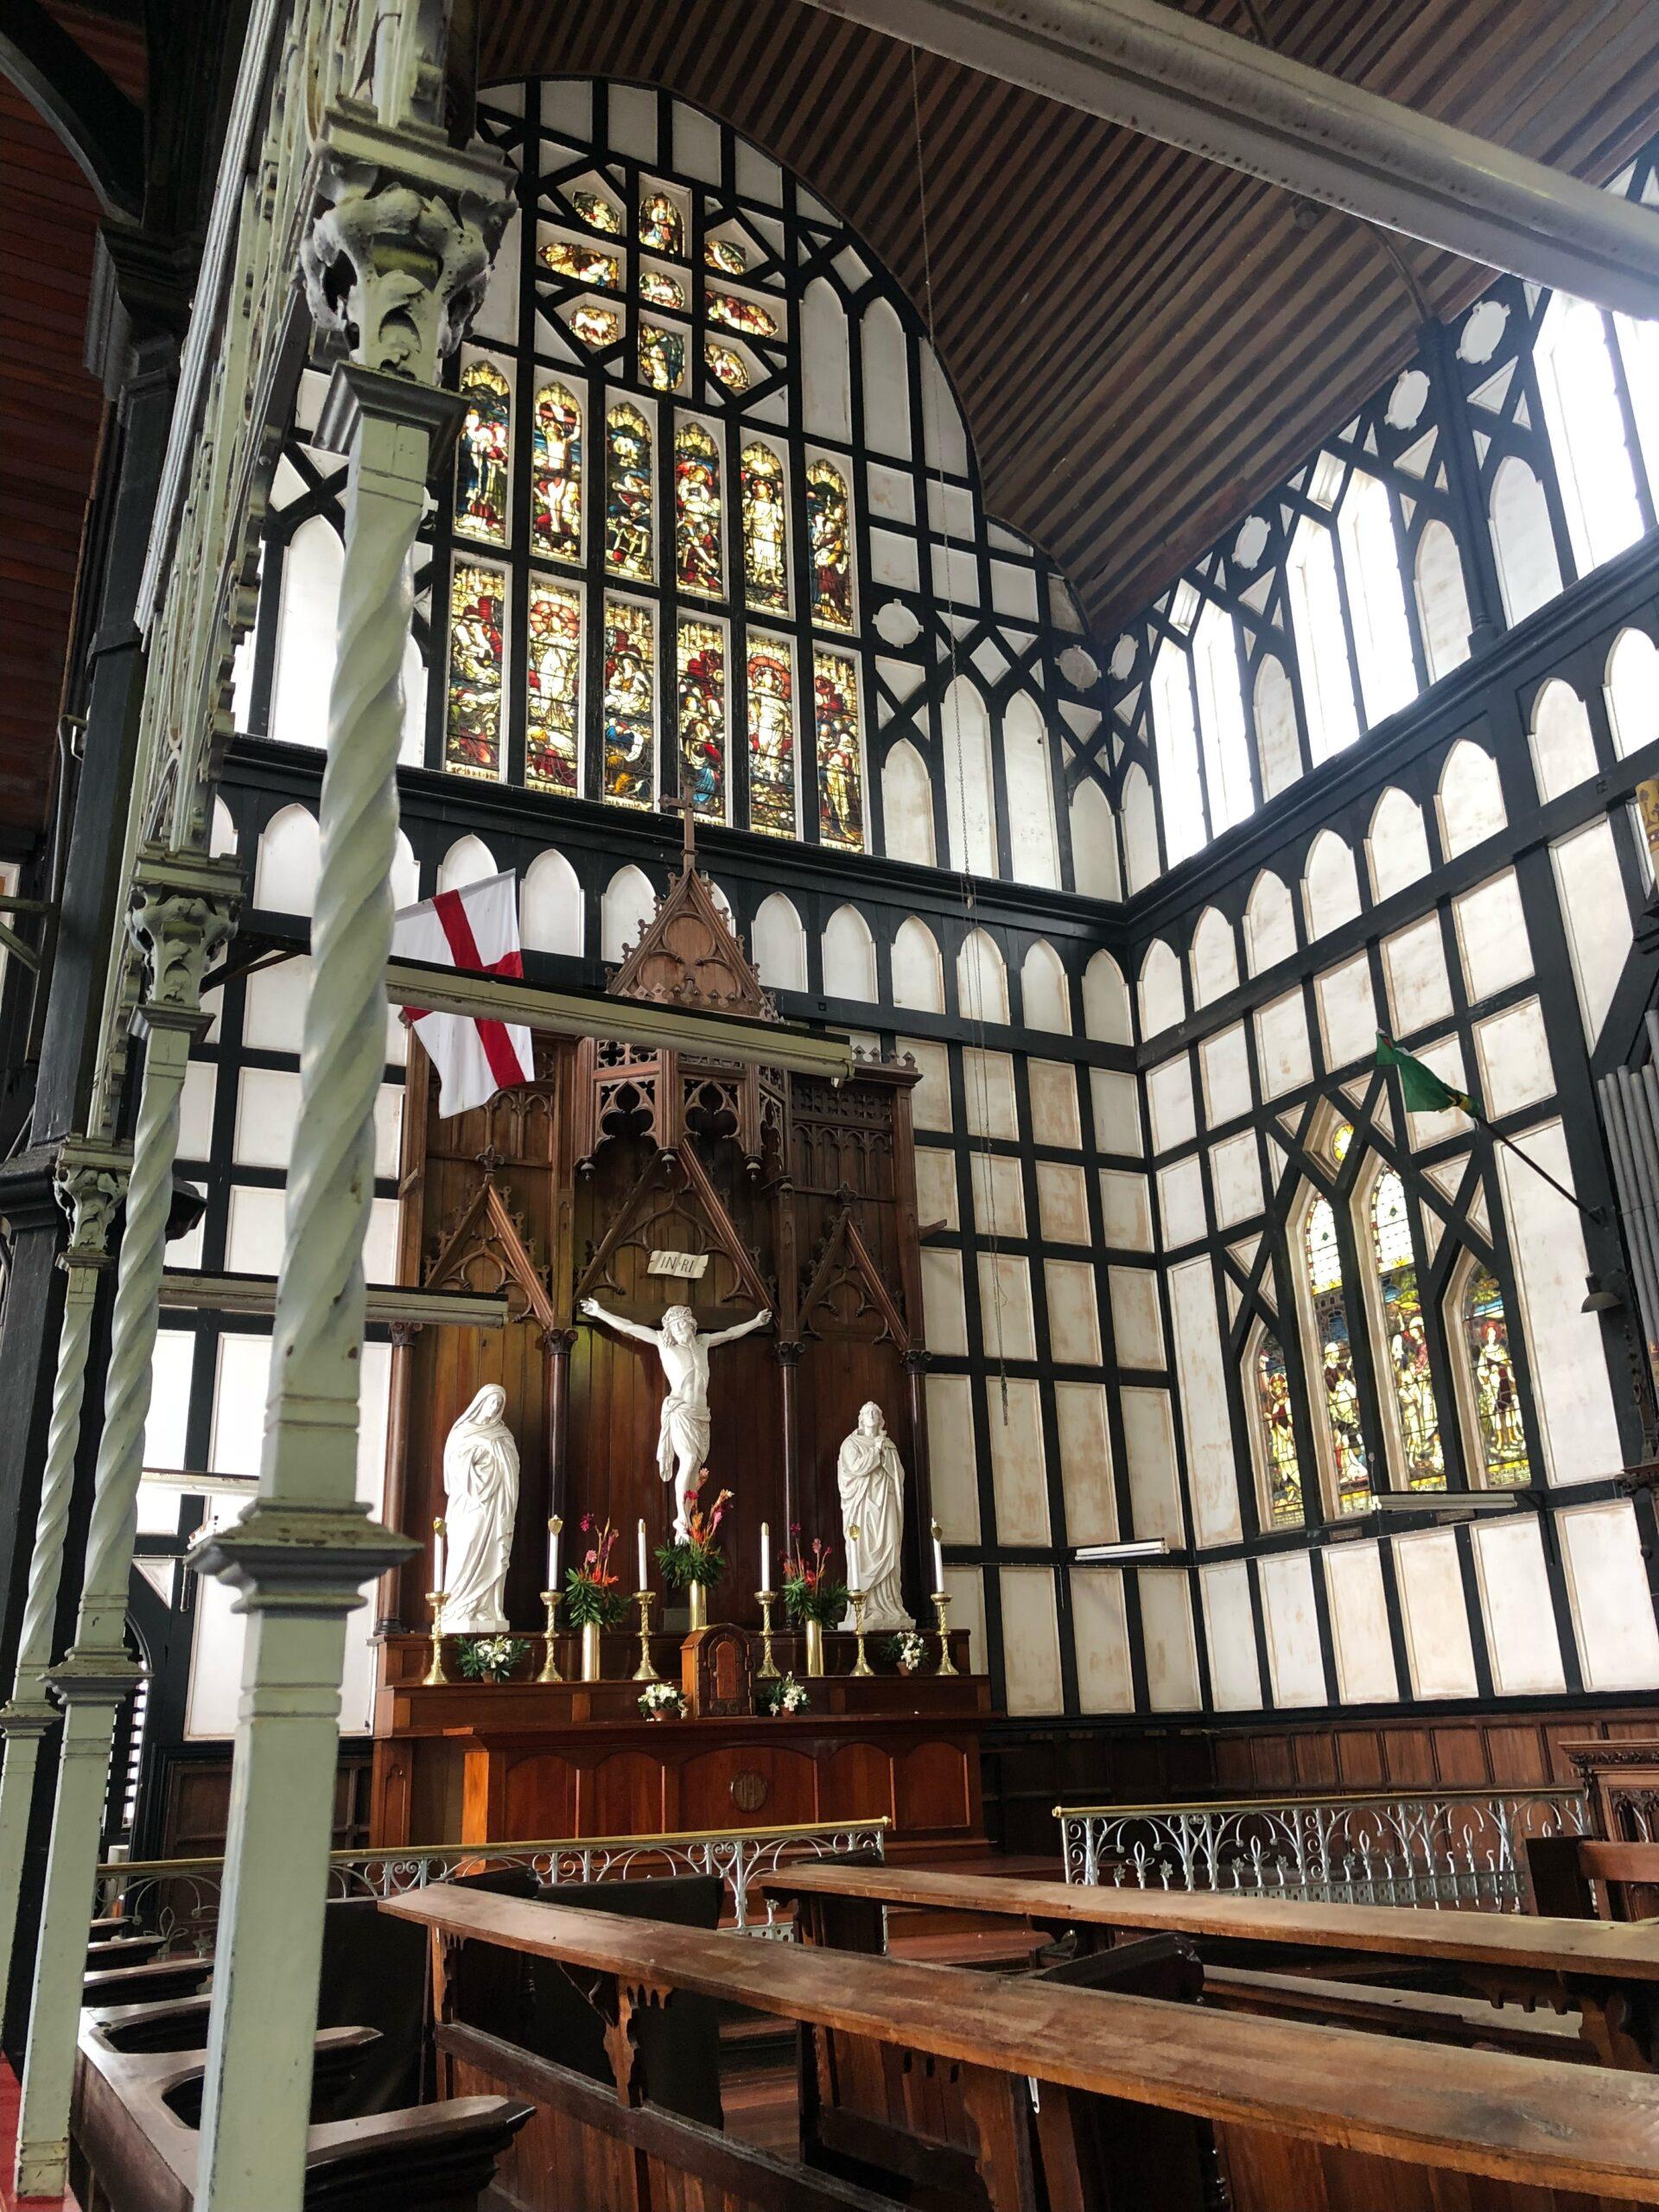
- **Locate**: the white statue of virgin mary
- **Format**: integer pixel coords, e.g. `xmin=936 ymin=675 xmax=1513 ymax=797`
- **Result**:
xmin=836 ymin=1402 xmax=912 ymax=1631
xmin=440 ymin=1384 xmax=520 ymax=1633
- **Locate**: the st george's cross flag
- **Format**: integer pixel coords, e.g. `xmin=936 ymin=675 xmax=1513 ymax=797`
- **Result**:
xmin=392 ymin=871 xmax=534 ymax=1117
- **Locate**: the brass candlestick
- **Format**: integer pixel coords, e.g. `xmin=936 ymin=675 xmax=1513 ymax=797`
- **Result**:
xmin=849 ymin=1590 xmax=875 ymax=1677
xmin=423 ymin=1590 xmax=449 ymax=1686
xmin=755 ymin=1590 xmax=780 ymax=1679
xmin=632 ymin=1591 xmax=661 ymax=1681
xmin=931 ymin=1591 xmax=959 ymax=1676
xmin=537 ymin=1588 xmax=563 ymax=1683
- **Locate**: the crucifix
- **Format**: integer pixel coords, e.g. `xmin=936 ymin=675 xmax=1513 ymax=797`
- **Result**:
xmin=661 ymin=792 xmax=699 ymax=878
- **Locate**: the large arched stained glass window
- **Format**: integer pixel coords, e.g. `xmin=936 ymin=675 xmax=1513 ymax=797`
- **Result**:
xmin=531 ymin=383 xmax=582 ymax=564
xmin=1304 ymin=1184 xmax=1374 ymax=1514
xmin=1370 ymin=1170 xmax=1445 ymax=1490
xmin=1252 ymin=1331 xmax=1304 ymax=1529
xmin=741 ymin=443 xmax=790 ymax=614
xmin=674 ymin=420 xmax=723 ymax=597
xmin=748 ymin=638 xmax=797 ymax=836
xmin=813 ymin=649 xmax=862 ymax=849
xmin=1461 ymin=1265 xmax=1531 ymax=1487
xmin=806 ymin=458 xmax=854 ymax=630
xmin=677 ymin=619 xmax=727 ymax=822
xmin=526 ymin=582 xmax=582 ymax=794
xmin=446 ymin=564 xmax=505 ymax=779
xmin=455 ymin=359 xmax=512 ymax=545
xmin=602 ymin=601 xmax=655 ymax=805
xmin=604 ymin=404 xmax=653 ymax=580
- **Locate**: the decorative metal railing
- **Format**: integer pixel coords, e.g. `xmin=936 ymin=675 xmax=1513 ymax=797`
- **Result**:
xmin=1054 ymin=1789 xmax=1587 ymax=1910
xmin=96 ymin=1816 xmax=887 ymax=1954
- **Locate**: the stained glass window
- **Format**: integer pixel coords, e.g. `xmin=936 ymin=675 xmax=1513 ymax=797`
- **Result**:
xmin=605 ymin=404 xmax=653 ymax=581
xmin=603 ymin=600 xmax=656 ymax=806
xmin=1370 ymin=1171 xmax=1445 ymax=1490
xmin=741 ymin=442 xmax=789 ymax=615
xmin=531 ymin=382 xmax=582 ymax=563
xmin=1304 ymin=1194 xmax=1373 ymax=1513
xmin=1253 ymin=1333 xmax=1304 ymax=1529
xmin=747 ymin=638 xmax=796 ymax=836
xmin=813 ymin=650 xmax=862 ymax=849
xmin=705 ymin=237 xmax=747 ymax=275
xmin=571 ymin=189 xmax=621 ymax=234
xmin=639 ymin=191 xmax=684 ymax=254
xmin=446 ymin=563 xmax=505 ymax=779
xmin=639 ymin=323 xmax=685 ymax=392
xmin=675 ymin=421 xmax=722 ymax=598
xmin=640 ymin=270 xmax=686 ymax=309
xmin=709 ymin=291 xmax=779 ymax=340
xmin=539 ymin=238 xmax=620 ymax=289
xmin=454 ymin=359 xmax=511 ymax=544
xmin=570 ymin=304 xmax=620 ymax=350
xmin=806 ymin=458 xmax=853 ymax=630
xmin=677 ymin=620 xmax=727 ymax=822
xmin=527 ymin=582 xmax=582 ymax=795
xmin=1462 ymin=1265 xmax=1531 ymax=1486
xmin=705 ymin=342 xmax=750 ymax=395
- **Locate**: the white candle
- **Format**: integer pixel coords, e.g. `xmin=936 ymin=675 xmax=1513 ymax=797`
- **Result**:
xmin=760 ymin=1521 xmax=770 ymax=1590
xmin=847 ymin=1525 xmax=861 ymax=1592
xmin=548 ymin=1516 xmax=561 ymax=1591
xmin=931 ymin=1520 xmax=945 ymax=1594
xmin=638 ymin=1517 xmax=649 ymax=1591
xmin=433 ymin=1517 xmax=446 ymax=1592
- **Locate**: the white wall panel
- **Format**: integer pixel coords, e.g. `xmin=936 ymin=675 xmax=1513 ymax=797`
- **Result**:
xmin=1166 ymin=1257 xmax=1243 ymax=1546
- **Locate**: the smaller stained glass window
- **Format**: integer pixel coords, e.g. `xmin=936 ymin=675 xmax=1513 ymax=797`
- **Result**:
xmin=705 ymin=342 xmax=750 ymax=394
xmin=813 ymin=650 xmax=862 ymax=849
xmin=640 ymin=270 xmax=687 ymax=309
xmin=709 ymin=290 xmax=779 ymax=340
xmin=531 ymin=382 xmax=582 ymax=563
xmin=1332 ymin=1120 xmax=1353 ymax=1166
xmin=1371 ymin=1170 xmax=1445 ymax=1490
xmin=741 ymin=442 xmax=789 ymax=615
xmin=677 ymin=620 xmax=727 ymax=822
xmin=806 ymin=458 xmax=854 ymax=630
xmin=605 ymin=404 xmax=653 ymax=581
xmin=539 ymin=238 xmax=620 ymax=289
xmin=571 ymin=189 xmax=622 ymax=234
xmin=1253 ymin=1333 xmax=1304 ymax=1529
xmin=1463 ymin=1266 xmax=1531 ymax=1487
xmin=603 ymin=599 xmax=656 ymax=806
xmin=639 ymin=323 xmax=685 ymax=392
xmin=705 ymin=236 xmax=747 ymax=275
xmin=675 ymin=420 xmax=722 ymax=598
xmin=454 ymin=359 xmax=511 ymax=544
xmin=747 ymin=638 xmax=796 ymax=837
xmin=639 ymin=190 xmax=684 ymax=255
xmin=1305 ymin=1193 xmax=1373 ymax=1514
xmin=446 ymin=563 xmax=505 ymax=779
xmin=569 ymin=304 xmax=620 ymax=350
xmin=527 ymin=582 xmax=582 ymax=795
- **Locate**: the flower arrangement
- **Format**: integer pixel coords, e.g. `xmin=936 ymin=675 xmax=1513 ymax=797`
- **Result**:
xmin=564 ymin=1516 xmax=629 ymax=1629
xmin=779 ymin=1531 xmax=848 ymax=1628
xmin=655 ymin=1471 xmax=734 ymax=1590
xmin=759 ymin=1674 xmax=811 ymax=1716
xmin=455 ymin=1635 xmax=529 ymax=1685
xmin=639 ymin=1681 xmax=689 ymax=1721
xmin=883 ymin=1631 xmax=930 ymax=1675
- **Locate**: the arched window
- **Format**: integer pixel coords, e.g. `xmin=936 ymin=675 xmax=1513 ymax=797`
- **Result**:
xmin=1535 ymin=296 xmax=1643 ymax=576
xmin=1082 ymin=950 xmax=1132 ymax=1045
xmin=1455 ymin=1260 xmax=1532 ymax=1489
xmin=1254 ymin=653 xmax=1302 ymax=799
xmin=891 ymin=917 xmax=944 ymax=1011
xmin=1068 ymin=779 xmax=1120 ymax=899
xmin=942 ymin=677 xmax=996 ymax=875
xmin=1336 ymin=471 xmax=1418 ymax=727
xmin=1287 ymin=518 xmax=1360 ymax=762
xmin=674 ymin=420 xmax=724 ymax=597
xmin=823 ymin=905 xmax=876 ymax=1001
xmin=438 ymin=835 xmax=498 ymax=894
xmin=601 ymin=864 xmax=656 ymax=963
xmin=1366 ymin=1167 xmax=1445 ymax=1492
xmin=753 ymin=892 xmax=807 ymax=991
xmin=1248 ymin=1326 xmax=1304 ymax=1530
xmin=1413 ymin=519 xmax=1472 ymax=683
xmin=269 ymin=516 xmax=342 ymax=753
xmin=1121 ymin=764 xmax=1160 ymax=893
xmin=1300 ymin=1148 xmax=1373 ymax=1515
xmin=1192 ymin=605 xmax=1255 ymax=834
xmin=1150 ymin=640 xmax=1205 ymax=863
xmin=455 ymin=357 xmax=512 ymax=545
xmin=1020 ymin=940 xmax=1071 ymax=1033
xmin=1606 ymin=627 xmax=1659 ymax=759
xmin=957 ymin=928 xmax=1009 ymax=1024
xmin=531 ymin=380 xmax=582 ymax=563
xmin=1003 ymin=695 xmax=1060 ymax=886
xmin=881 ymin=739 xmax=936 ymax=866
xmin=1489 ymin=455 xmax=1562 ymax=626
xmin=521 ymin=849 xmax=583 ymax=957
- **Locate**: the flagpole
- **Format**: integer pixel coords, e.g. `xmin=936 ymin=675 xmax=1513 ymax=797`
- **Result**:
xmin=1376 ymin=1034 xmax=1607 ymax=1226
xmin=1476 ymin=1116 xmax=1609 ymax=1228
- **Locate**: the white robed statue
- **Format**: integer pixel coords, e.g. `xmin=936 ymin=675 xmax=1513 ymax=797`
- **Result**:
xmin=440 ymin=1384 xmax=521 ymax=1632
xmin=580 ymin=1299 xmax=771 ymax=1538
xmin=837 ymin=1403 xmax=912 ymax=1630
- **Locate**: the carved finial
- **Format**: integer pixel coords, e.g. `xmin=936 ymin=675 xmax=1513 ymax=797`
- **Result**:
xmin=661 ymin=793 xmax=698 ymax=877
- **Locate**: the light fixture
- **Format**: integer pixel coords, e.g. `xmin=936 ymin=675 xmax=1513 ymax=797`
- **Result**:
xmin=1368 ymin=1490 xmax=1527 ymax=1517
xmin=1072 ymin=1539 xmax=1169 ymax=1563
xmin=1582 ymin=1273 xmax=1623 ymax=1315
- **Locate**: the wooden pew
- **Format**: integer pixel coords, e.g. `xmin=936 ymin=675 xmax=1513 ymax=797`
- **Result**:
xmin=385 ymin=1881 xmax=1659 ymax=2211
xmin=1529 ymin=1835 xmax=1659 ymax=1923
xmin=763 ymin=1859 xmax=1659 ymax=2071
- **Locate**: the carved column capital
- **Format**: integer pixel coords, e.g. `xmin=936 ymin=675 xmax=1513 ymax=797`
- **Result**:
xmin=774 ymin=1340 xmax=805 ymax=1370
xmin=541 ymin=1326 xmax=579 ymax=1357
xmin=901 ymin=1348 xmax=932 ymax=1377
xmin=54 ymin=1139 xmax=131 ymax=1273
xmin=127 ymin=850 xmax=243 ymax=1036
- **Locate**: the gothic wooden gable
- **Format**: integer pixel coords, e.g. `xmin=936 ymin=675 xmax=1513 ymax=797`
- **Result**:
xmin=424 ymin=1173 xmax=557 ymax=1331
xmin=574 ymin=1142 xmax=772 ymax=1313
xmin=608 ymin=856 xmax=776 ymax=1020
xmin=799 ymin=1191 xmax=910 ymax=1348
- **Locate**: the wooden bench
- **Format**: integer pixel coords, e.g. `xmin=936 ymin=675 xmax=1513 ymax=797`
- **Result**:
xmin=1529 ymin=1835 xmax=1659 ymax=1923
xmin=763 ymin=1859 xmax=1659 ymax=2071
xmin=385 ymin=1880 xmax=1659 ymax=2211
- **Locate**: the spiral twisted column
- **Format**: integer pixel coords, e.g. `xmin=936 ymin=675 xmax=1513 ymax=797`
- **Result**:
xmin=15 ymin=862 xmax=237 ymax=2200
xmin=0 ymin=1141 xmax=127 ymax=2021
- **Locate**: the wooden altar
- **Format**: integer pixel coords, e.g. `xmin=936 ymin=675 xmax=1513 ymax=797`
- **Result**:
xmin=370 ymin=824 xmax=994 ymax=1850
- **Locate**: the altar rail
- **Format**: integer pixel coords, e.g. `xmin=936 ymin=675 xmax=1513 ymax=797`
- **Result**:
xmin=95 ymin=1817 xmax=887 ymax=1954
xmin=1055 ymin=1789 xmax=1586 ymax=1910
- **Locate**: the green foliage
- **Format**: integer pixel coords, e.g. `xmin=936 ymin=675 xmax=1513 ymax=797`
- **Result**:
xmin=455 ymin=1635 xmax=529 ymax=1683
xmin=654 ymin=1537 xmax=726 ymax=1590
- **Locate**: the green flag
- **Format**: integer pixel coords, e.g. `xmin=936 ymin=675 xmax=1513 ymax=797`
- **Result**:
xmin=1375 ymin=1033 xmax=1477 ymax=1117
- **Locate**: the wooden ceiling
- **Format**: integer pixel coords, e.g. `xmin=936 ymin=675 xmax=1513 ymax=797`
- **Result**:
xmin=480 ymin=0 xmax=1659 ymax=636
